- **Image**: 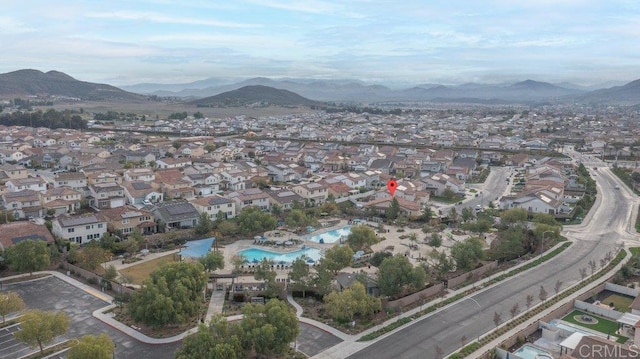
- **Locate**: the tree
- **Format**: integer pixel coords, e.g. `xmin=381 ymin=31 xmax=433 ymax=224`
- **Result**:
xmin=254 ymin=258 xmax=281 ymax=298
xmin=288 ymin=257 xmax=311 ymax=297
xmin=554 ymin=279 xmax=563 ymax=295
xmin=579 ymin=267 xmax=588 ymax=281
xmin=194 ymin=212 xmax=213 ymax=236
xmin=428 ymin=233 xmax=442 ymax=248
xmin=538 ymin=285 xmax=548 ymax=304
xmin=231 ymin=254 xmax=246 ymax=274
xmin=236 ymin=206 xmax=277 ymax=235
xmin=378 ymin=254 xmax=426 ymax=298
xmin=103 ymin=265 xmax=118 ymax=282
xmin=493 ymin=311 xmax=502 ymax=327
xmin=430 ymin=249 xmax=454 ymax=280
xmin=68 ymin=334 xmax=114 ymax=359
xmin=199 ymin=251 xmax=224 ymax=273
xmin=461 ymin=207 xmax=474 ymax=222
xmin=450 ymin=237 xmax=484 ymax=272
xmin=241 ymin=299 xmax=299 ymax=357
xmin=442 ymin=188 xmax=456 ymax=201
xmin=0 ymin=292 xmax=24 ymax=323
xmin=369 ymin=251 xmax=392 ymax=267
xmin=500 ymin=208 xmax=528 ymax=227
xmin=128 ymin=261 xmax=207 ymax=328
xmin=588 ymin=259 xmax=597 ymax=275
xmin=217 ymin=220 xmax=239 ymax=236
xmin=76 ymin=244 xmax=108 ymax=271
xmin=448 ymin=207 xmax=458 ymax=227
xmin=510 ymin=303 xmax=520 ymax=319
xmin=346 ymin=225 xmax=379 ymax=252
xmin=324 ymin=282 xmax=381 ymax=322
xmin=385 ymin=198 xmax=400 ymax=221
xmin=312 ymin=265 xmax=334 ymax=296
xmin=177 ymin=317 xmax=246 ymax=359
xmin=285 ymin=209 xmax=312 ymax=230
xmin=421 ymin=206 xmax=434 ymax=221
xmin=6 ymin=239 xmax=50 ymax=274
xmin=14 ymin=310 xmax=70 ymax=353
xmin=322 ymin=245 xmax=354 ymax=272
xmin=492 ymin=227 xmax=527 ymax=261
xmin=525 ymin=294 xmax=534 ymax=310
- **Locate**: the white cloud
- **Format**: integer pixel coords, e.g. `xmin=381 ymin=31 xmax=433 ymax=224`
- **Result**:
xmin=0 ymin=16 xmax=36 ymax=34
xmin=245 ymin=0 xmax=340 ymax=14
xmin=84 ymin=11 xmax=259 ymax=28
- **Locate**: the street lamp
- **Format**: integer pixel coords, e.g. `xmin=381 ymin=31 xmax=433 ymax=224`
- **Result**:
xmin=540 ymin=230 xmax=554 ymax=258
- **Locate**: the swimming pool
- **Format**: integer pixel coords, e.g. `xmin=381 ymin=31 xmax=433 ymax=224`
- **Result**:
xmin=180 ymin=237 xmax=215 ymax=258
xmin=514 ymin=344 xmax=553 ymax=359
xmin=239 ymin=247 xmax=322 ymax=264
xmin=307 ymin=226 xmax=352 ymax=244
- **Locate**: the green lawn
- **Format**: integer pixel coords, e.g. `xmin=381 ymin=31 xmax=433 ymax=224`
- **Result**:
xmin=601 ymin=294 xmax=634 ymax=313
xmin=561 ymin=310 xmax=624 ymax=342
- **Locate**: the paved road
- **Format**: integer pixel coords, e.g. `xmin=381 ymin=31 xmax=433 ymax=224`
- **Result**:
xmin=297 ymin=322 xmax=343 ymax=357
xmin=348 ymin=167 xmax=636 ymax=359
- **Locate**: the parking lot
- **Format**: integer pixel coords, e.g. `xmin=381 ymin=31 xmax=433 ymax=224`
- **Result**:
xmin=4 ymin=276 xmax=181 ymax=359
xmin=3 ymin=275 xmax=342 ymax=358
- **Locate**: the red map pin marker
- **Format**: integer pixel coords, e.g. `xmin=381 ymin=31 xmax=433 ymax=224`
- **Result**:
xmin=387 ymin=179 xmax=398 ymax=196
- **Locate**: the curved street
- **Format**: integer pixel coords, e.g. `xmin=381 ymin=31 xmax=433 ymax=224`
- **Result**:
xmin=345 ymin=165 xmax=638 ymax=359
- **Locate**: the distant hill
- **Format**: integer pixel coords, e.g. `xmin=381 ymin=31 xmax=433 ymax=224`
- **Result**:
xmin=0 ymin=69 xmax=145 ymax=101
xmin=189 ymin=85 xmax=322 ymax=107
xmin=572 ymin=79 xmax=640 ymax=105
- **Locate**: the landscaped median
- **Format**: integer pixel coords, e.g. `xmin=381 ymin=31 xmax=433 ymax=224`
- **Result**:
xmin=357 ymin=241 xmax=573 ymax=342
xmin=447 ymin=248 xmax=628 ymax=359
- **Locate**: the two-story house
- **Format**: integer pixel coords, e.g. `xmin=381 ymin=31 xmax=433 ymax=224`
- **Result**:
xmin=190 ymin=195 xmax=236 ymax=220
xmin=99 ymin=206 xmax=156 ymax=236
xmin=52 ymin=214 xmax=107 ymax=244
xmin=40 ymin=187 xmax=82 ymax=216
xmin=225 ymin=188 xmax=271 ymax=212
xmin=122 ymin=181 xmax=163 ymax=206
xmin=292 ymin=182 xmax=328 ymax=205
xmin=5 ymin=177 xmax=48 ymax=193
xmin=54 ymin=172 xmax=88 ymax=192
xmin=150 ymin=200 xmax=200 ymax=232
xmin=123 ymin=168 xmax=155 ymax=182
xmin=2 ymin=190 xmax=43 ymax=219
xmin=88 ymin=183 xmax=126 ymax=209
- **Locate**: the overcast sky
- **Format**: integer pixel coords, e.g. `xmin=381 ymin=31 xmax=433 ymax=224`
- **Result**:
xmin=1 ymin=0 xmax=639 ymax=86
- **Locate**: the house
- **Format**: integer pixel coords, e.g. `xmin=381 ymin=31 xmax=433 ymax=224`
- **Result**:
xmin=53 ymin=172 xmax=88 ymax=192
xmin=88 ymin=183 xmax=126 ymax=209
xmin=122 ymin=181 xmax=163 ymax=206
xmin=183 ymin=173 xmax=220 ymax=196
xmin=362 ymin=195 xmax=422 ymax=217
xmin=190 ymin=195 xmax=237 ymax=220
xmin=500 ymin=191 xmax=562 ymax=215
xmin=155 ymin=157 xmax=192 ymax=169
xmin=0 ymin=222 xmax=55 ymax=251
xmin=86 ymin=172 xmax=120 ymax=185
xmin=0 ymin=164 xmax=29 ymax=180
xmin=335 ymin=272 xmax=379 ymax=296
xmin=422 ymin=173 xmax=465 ymax=195
xmin=99 ymin=206 xmax=156 ymax=236
xmin=40 ymin=187 xmax=83 ymax=216
xmin=263 ymin=188 xmax=305 ymax=210
xmin=2 ymin=190 xmax=43 ymax=219
xmin=51 ymin=214 xmax=107 ymax=244
xmin=226 ymin=188 xmax=271 ymax=212
xmin=155 ymin=169 xmax=194 ymax=199
xmin=150 ymin=200 xmax=200 ymax=232
xmin=123 ymin=168 xmax=155 ymax=182
xmin=292 ymin=182 xmax=328 ymax=205
xmin=5 ymin=177 xmax=48 ymax=193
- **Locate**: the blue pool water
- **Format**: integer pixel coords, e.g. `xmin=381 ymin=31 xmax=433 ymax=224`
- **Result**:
xmin=239 ymin=247 xmax=322 ymax=264
xmin=307 ymin=226 xmax=352 ymax=244
xmin=180 ymin=237 xmax=215 ymax=258
xmin=514 ymin=344 xmax=553 ymax=359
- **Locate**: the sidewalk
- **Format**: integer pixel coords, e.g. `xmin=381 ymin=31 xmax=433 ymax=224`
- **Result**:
xmin=468 ymin=247 xmax=632 ymax=359
xmin=312 ymin=240 xmax=572 ymax=358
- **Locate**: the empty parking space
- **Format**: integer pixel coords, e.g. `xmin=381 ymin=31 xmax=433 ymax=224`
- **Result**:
xmin=5 ymin=276 xmax=181 ymax=359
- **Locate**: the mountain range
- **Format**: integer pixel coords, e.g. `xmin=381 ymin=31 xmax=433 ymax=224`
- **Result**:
xmin=121 ymin=76 xmax=640 ymax=105
xmin=1 ymin=69 xmax=639 ymax=106
xmin=0 ymin=69 xmax=145 ymax=102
